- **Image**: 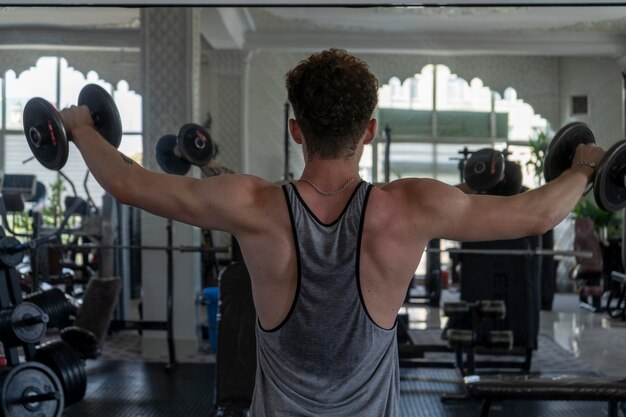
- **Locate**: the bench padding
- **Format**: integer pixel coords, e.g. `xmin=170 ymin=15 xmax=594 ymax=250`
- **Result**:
xmin=465 ymin=375 xmax=626 ymax=401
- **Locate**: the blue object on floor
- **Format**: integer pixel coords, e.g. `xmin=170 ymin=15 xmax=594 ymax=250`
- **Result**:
xmin=203 ymin=287 xmax=220 ymax=353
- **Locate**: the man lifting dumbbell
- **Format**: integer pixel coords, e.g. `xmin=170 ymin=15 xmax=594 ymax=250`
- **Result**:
xmin=46 ymin=49 xmax=605 ymax=416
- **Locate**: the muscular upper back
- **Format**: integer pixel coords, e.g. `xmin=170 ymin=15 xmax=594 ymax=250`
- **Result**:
xmin=234 ymin=179 xmax=431 ymax=330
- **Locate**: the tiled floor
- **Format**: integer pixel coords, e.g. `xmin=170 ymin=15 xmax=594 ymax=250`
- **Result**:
xmin=403 ymin=289 xmax=626 ymax=377
xmin=541 ymin=293 xmax=626 ymax=377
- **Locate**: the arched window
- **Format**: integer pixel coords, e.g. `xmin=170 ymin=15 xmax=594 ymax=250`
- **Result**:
xmin=2 ymin=57 xmax=142 ymax=208
xmin=364 ymin=64 xmax=548 ymax=187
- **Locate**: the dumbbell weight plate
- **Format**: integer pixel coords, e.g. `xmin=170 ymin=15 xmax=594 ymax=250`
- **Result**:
xmin=34 ymin=340 xmax=87 ymax=406
xmin=593 ymin=141 xmax=626 ymax=212
xmin=544 ymin=122 xmax=596 ymax=182
xmin=464 ymin=149 xmax=505 ymax=192
xmin=177 ymin=123 xmax=214 ymax=166
xmin=11 ymin=302 xmax=48 ymax=345
xmin=22 ymin=98 xmax=69 ymax=170
xmin=77 ymin=84 xmax=123 ymax=149
xmin=0 ymin=236 xmax=24 ymax=269
xmin=488 ymin=160 xmax=523 ymax=196
xmin=0 ymin=362 xmax=64 ymax=417
xmin=156 ymin=134 xmax=191 ymax=175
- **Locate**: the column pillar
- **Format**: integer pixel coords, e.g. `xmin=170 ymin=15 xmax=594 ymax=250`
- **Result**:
xmin=140 ymin=7 xmax=202 ymax=359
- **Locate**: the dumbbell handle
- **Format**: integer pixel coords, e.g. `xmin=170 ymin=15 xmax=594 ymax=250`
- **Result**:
xmin=15 ymin=313 xmax=49 ymax=327
xmin=20 ymin=391 xmax=61 ymax=404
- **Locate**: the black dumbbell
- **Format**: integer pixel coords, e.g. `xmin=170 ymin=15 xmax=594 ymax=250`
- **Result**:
xmin=442 ymin=301 xmax=472 ymax=318
xmin=23 ymin=84 xmax=123 ymax=170
xmin=476 ymin=300 xmax=507 ymax=320
xmin=544 ymin=122 xmax=626 ymax=211
xmin=0 ymin=362 xmax=64 ymax=417
xmin=485 ymin=330 xmax=514 ymax=350
xmin=156 ymin=123 xmax=214 ymax=175
xmin=24 ymin=288 xmax=74 ymax=330
xmin=447 ymin=329 xmax=476 ymax=349
xmin=0 ymin=302 xmax=49 ymax=346
xmin=464 ymin=148 xmax=523 ymax=195
xmin=34 ymin=339 xmax=87 ymax=407
xmin=464 ymin=148 xmax=505 ymax=192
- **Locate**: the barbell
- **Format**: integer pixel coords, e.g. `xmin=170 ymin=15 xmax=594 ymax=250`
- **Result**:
xmin=23 ymin=84 xmax=122 ymax=171
xmin=427 ymin=248 xmax=592 ymax=259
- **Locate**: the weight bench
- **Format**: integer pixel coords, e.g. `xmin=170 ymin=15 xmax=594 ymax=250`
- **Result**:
xmin=465 ymin=374 xmax=626 ymax=417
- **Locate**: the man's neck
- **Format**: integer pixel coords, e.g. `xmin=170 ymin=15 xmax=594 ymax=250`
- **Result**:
xmin=299 ymin=156 xmax=360 ymax=188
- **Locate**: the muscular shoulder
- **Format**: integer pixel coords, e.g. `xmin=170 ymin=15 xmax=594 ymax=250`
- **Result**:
xmin=379 ymin=177 xmax=446 ymax=204
xmin=375 ymin=178 xmax=469 ymax=236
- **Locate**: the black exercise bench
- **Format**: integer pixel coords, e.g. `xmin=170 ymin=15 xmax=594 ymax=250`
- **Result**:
xmin=464 ymin=374 xmax=626 ymax=417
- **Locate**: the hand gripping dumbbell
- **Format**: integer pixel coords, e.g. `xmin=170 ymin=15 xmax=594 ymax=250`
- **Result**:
xmin=156 ymin=123 xmax=214 ymax=175
xmin=23 ymin=84 xmax=123 ymax=170
xmin=544 ymin=122 xmax=626 ymax=211
xmin=464 ymin=148 xmax=523 ymax=196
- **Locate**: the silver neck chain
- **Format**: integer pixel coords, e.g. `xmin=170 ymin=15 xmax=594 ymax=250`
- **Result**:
xmin=299 ymin=177 xmax=359 ymax=197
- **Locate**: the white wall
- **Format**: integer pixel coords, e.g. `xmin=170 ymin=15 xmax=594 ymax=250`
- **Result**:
xmin=243 ymin=51 xmax=624 ymax=180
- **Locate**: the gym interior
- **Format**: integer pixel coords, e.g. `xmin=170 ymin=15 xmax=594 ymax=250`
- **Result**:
xmin=1 ymin=3 xmax=626 ymax=417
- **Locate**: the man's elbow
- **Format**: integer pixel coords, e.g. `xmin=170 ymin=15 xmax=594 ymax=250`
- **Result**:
xmin=530 ymin=211 xmax=558 ymax=237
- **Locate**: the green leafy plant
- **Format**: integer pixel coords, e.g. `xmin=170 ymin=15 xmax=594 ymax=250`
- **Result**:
xmin=42 ymin=178 xmax=65 ymax=228
xmin=573 ymin=195 xmax=623 ymax=240
xmin=526 ymin=129 xmax=550 ymax=186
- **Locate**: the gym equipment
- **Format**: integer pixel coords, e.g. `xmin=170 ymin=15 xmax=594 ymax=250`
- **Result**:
xmin=61 ymin=277 xmax=121 ymax=360
xmin=0 ymin=302 xmax=48 ymax=346
xmin=428 ymin=247 xmax=591 ymax=259
xmin=544 ymin=121 xmax=626 ymax=212
xmin=60 ymin=327 xmax=99 ymax=361
xmin=465 ymin=375 xmax=626 ymax=417
xmin=485 ymin=330 xmax=514 ymax=350
xmin=442 ymin=300 xmax=506 ymax=320
xmin=544 ymin=122 xmax=595 ymax=183
xmin=34 ymin=339 xmax=87 ymax=406
xmin=156 ymin=123 xmax=214 ymax=175
xmin=489 ymin=160 xmax=523 ymax=196
xmin=477 ymin=300 xmax=506 ymax=320
xmin=24 ymin=289 xmax=73 ymax=330
xmin=442 ymin=301 xmax=471 ymax=317
xmin=594 ymin=140 xmax=626 ymax=211
xmin=23 ymin=84 xmax=122 ymax=170
xmin=464 ymin=149 xmax=505 ymax=192
xmin=447 ymin=329 xmax=476 ymax=349
xmin=0 ymin=362 xmax=64 ymax=417
xmin=1 ymin=175 xmax=37 ymax=200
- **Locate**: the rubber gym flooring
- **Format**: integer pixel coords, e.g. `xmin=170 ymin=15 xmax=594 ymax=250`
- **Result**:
xmin=62 ymin=331 xmax=608 ymax=417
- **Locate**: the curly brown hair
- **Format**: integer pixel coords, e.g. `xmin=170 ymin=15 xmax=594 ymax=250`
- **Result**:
xmin=285 ymin=49 xmax=379 ymax=159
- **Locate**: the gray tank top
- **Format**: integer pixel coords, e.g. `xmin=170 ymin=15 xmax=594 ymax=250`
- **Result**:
xmin=250 ymin=181 xmax=399 ymax=417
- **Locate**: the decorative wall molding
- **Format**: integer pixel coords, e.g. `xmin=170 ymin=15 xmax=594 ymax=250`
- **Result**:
xmin=0 ymin=49 xmax=141 ymax=94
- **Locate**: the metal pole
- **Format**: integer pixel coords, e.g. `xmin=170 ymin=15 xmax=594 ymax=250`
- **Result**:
xmin=384 ymin=124 xmax=391 ymax=183
xmin=427 ymin=248 xmax=592 ymax=259
xmin=165 ymin=218 xmax=176 ymax=369
xmin=284 ymin=102 xmax=290 ymax=181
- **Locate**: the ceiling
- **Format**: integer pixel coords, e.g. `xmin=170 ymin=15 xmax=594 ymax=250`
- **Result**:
xmin=0 ymin=6 xmax=625 ymax=59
